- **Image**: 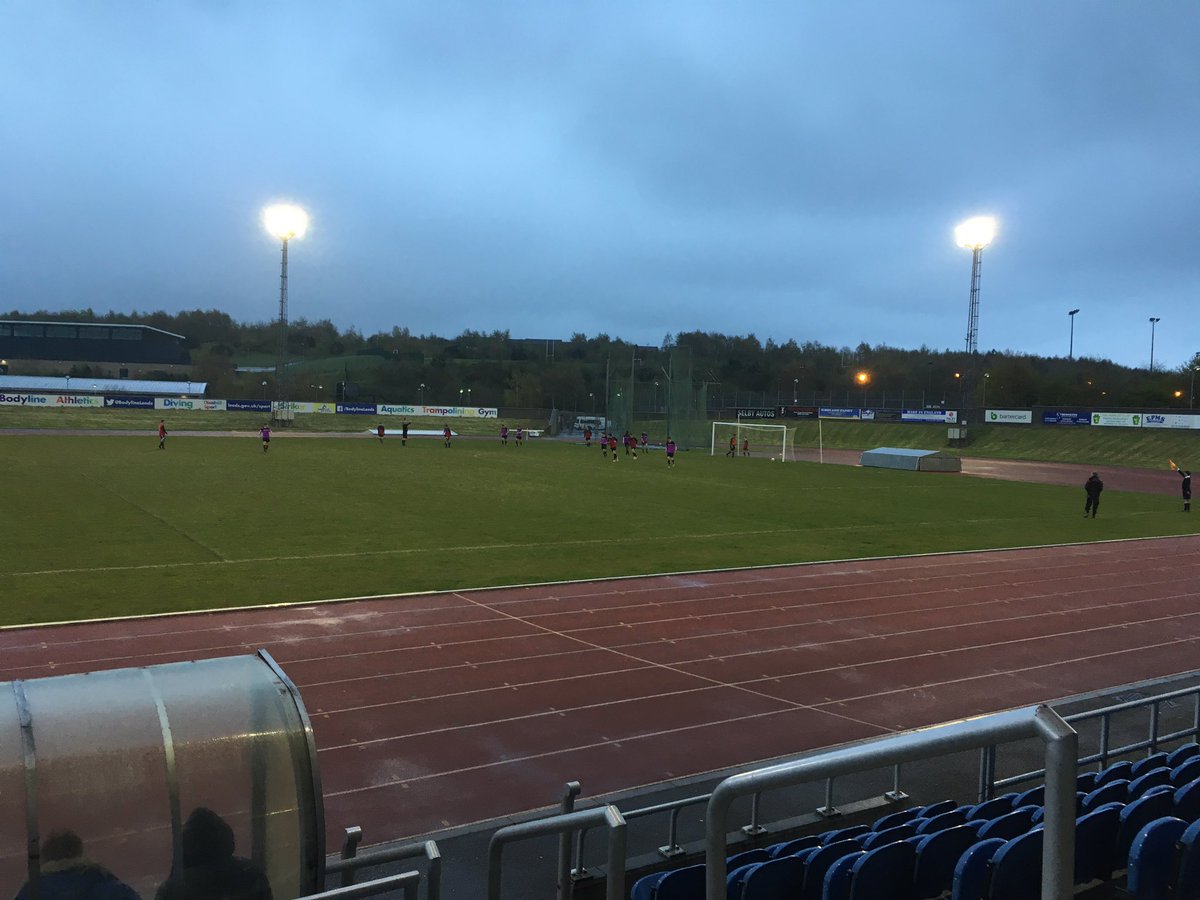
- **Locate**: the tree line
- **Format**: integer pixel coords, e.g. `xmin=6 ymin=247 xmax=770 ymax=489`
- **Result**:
xmin=7 ymin=307 xmax=1198 ymax=411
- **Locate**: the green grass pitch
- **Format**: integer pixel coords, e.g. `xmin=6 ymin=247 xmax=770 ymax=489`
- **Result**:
xmin=2 ymin=433 xmax=1193 ymax=627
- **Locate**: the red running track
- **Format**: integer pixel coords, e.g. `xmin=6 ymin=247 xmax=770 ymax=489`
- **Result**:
xmin=3 ymin=535 xmax=1200 ymax=846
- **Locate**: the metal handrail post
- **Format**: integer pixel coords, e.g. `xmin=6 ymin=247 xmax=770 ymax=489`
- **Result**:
xmin=557 ymin=781 xmax=581 ymax=900
xmin=660 ymin=807 xmax=685 ymax=858
xmin=742 ymin=792 xmax=767 ymax=836
xmin=703 ymin=705 xmax=1076 ymax=900
xmin=1150 ymin=700 xmax=1161 ymax=753
xmin=816 ymin=777 xmax=839 ymax=817
xmin=488 ymin=806 xmax=627 ymax=900
xmin=1099 ymin=714 xmax=1111 ymax=768
xmin=340 ymin=827 xmax=363 ymax=887
xmin=884 ymin=763 xmax=907 ymax=802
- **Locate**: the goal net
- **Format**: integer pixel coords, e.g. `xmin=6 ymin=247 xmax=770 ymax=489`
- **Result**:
xmin=710 ymin=421 xmax=792 ymax=460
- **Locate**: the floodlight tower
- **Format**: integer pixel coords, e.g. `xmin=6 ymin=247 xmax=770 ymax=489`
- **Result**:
xmin=955 ymin=216 xmax=997 ymax=414
xmin=263 ymin=203 xmax=309 ymax=406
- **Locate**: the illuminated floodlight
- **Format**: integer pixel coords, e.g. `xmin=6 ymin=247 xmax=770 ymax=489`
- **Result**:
xmin=263 ymin=204 xmax=309 ymax=241
xmin=955 ymin=216 xmax=996 ymax=250
xmin=855 ymin=371 xmax=870 ymax=385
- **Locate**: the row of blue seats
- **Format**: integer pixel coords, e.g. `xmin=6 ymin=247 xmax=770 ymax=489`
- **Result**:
xmin=1128 ymin=815 xmax=1200 ymax=898
xmin=632 ymin=743 xmax=1200 ymax=900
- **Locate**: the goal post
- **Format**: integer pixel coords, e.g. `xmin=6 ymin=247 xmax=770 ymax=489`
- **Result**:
xmin=710 ymin=421 xmax=792 ymax=460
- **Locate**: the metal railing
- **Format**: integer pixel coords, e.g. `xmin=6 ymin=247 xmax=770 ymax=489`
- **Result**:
xmin=987 ymin=681 xmax=1200 ymax=797
xmin=327 ymin=828 xmax=441 ymax=900
xmin=704 ymin=704 xmax=1077 ymax=900
xmin=299 ymin=871 xmax=421 ymax=900
xmin=488 ymin=805 xmax=627 ymax=900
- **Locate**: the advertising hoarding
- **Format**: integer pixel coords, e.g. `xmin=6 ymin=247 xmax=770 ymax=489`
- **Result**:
xmin=986 ymin=409 xmax=1033 ymax=424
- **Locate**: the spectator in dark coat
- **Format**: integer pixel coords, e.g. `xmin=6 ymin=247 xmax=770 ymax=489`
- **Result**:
xmin=156 ymin=808 xmax=273 ymax=900
xmin=1181 ymin=468 xmax=1192 ymax=512
xmin=1084 ymin=472 xmax=1104 ymax=518
xmin=15 ymin=829 xmax=138 ymax=900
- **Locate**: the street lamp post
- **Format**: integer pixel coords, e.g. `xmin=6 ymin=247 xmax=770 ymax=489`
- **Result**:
xmin=419 ymin=383 xmax=426 ymax=406
xmin=261 ymin=380 xmax=268 ymax=400
xmin=653 ymin=380 xmax=659 ymax=412
xmin=263 ymin=203 xmax=309 ymax=411
xmin=589 ymin=392 xmax=595 ymax=414
xmin=1149 ymin=317 xmax=1161 ymax=371
xmin=1068 ymin=309 xmax=1080 ymax=359
xmin=1190 ymin=366 xmax=1199 ymax=409
xmin=982 ymin=373 xmax=990 ymax=408
xmin=855 ymin=371 xmax=870 ymax=410
xmin=793 ymin=378 xmax=798 ymax=404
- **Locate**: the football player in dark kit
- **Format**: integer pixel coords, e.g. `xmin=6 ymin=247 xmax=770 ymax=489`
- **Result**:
xmin=1084 ymin=472 xmax=1104 ymax=518
xmin=1180 ymin=468 xmax=1192 ymax=512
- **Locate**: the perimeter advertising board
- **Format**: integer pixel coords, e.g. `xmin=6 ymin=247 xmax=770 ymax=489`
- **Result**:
xmin=0 ymin=393 xmax=104 ymax=407
xmin=780 ymin=406 xmax=818 ymax=419
xmin=227 ymin=399 xmax=271 ymax=412
xmin=819 ymin=408 xmax=861 ymax=419
xmin=336 ymin=403 xmax=376 ymax=415
xmin=105 ymin=395 xmax=155 ymax=409
xmin=901 ymin=410 xmax=958 ymax=423
xmin=986 ymin=409 xmax=1033 ymax=424
xmin=1091 ymin=412 xmax=1141 ymax=428
xmin=273 ymin=401 xmax=316 ymax=413
xmin=155 ymin=398 xmax=226 ymax=411
xmin=1142 ymin=413 xmax=1200 ymax=430
xmin=736 ymin=407 xmax=778 ymax=419
xmin=1043 ymin=410 xmax=1091 ymax=425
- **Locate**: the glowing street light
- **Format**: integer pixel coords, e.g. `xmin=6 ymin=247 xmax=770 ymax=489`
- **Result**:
xmin=855 ymin=371 xmax=870 ymax=409
xmin=418 ymin=383 xmax=426 ymax=405
xmin=264 ymin=203 xmax=308 ymax=409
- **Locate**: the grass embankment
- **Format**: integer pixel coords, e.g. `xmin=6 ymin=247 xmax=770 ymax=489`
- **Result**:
xmin=3 ymin=436 xmax=1195 ymax=626
xmin=792 ymin=421 xmax=1200 ymax=470
xmin=0 ymin=406 xmax=544 ymax=436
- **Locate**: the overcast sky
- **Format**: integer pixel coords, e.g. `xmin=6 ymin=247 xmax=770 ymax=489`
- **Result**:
xmin=2 ymin=2 xmax=1197 ymax=369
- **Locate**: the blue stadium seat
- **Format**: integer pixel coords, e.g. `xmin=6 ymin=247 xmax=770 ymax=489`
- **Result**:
xmin=844 ymin=839 xmax=916 ymax=900
xmin=1096 ymin=760 xmax=1135 ymax=788
xmin=872 ymin=807 xmax=924 ymax=832
xmin=966 ymin=794 xmax=1016 ymax=821
xmin=1127 ymin=816 xmax=1187 ymax=900
xmin=1084 ymin=779 xmax=1130 ymax=812
xmin=820 ymin=824 xmax=871 ymax=845
xmin=1077 ymin=771 xmax=1100 ymax=794
xmin=766 ymin=834 xmax=820 ymax=858
xmin=1073 ymin=802 xmax=1123 ymax=885
xmin=976 ymin=806 xmax=1037 ymax=842
xmin=919 ymin=799 xmax=958 ymax=818
xmin=988 ymin=829 xmax=1043 ymax=900
xmin=631 ymin=864 xmax=702 ymax=900
xmin=860 ymin=821 xmax=921 ymax=850
xmin=950 ymin=838 xmax=1005 ymax=900
xmin=1013 ymin=784 xmax=1044 ymax=808
xmin=1176 ymin=777 xmax=1200 ymax=822
xmin=916 ymin=808 xmax=968 ymax=835
xmin=912 ymin=824 xmax=978 ymax=899
xmin=1029 ymin=792 xmax=1086 ymax=825
xmin=1116 ymin=787 xmax=1176 ymax=864
xmin=822 ymin=851 xmax=862 ymax=900
xmin=800 ymin=840 xmax=862 ymax=900
xmin=725 ymin=848 xmax=770 ymax=873
xmin=1167 ymin=742 xmax=1200 ymax=769
xmin=1129 ymin=767 xmax=1173 ymax=800
xmin=1174 ymin=818 xmax=1200 ymax=899
xmin=1131 ymin=753 xmax=1171 ymax=779
xmin=1172 ymin=756 xmax=1200 ymax=788
xmin=738 ymin=855 xmax=806 ymax=900
xmin=726 ymin=860 xmax=759 ymax=900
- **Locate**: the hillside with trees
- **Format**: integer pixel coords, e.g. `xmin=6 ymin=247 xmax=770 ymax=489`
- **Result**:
xmin=6 ymin=307 xmax=1198 ymax=411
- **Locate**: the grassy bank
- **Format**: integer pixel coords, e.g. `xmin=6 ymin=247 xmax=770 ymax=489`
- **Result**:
xmin=790 ymin=420 xmax=1200 ymax=470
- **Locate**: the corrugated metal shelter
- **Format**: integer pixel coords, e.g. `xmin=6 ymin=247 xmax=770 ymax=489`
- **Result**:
xmin=860 ymin=447 xmax=962 ymax=472
xmin=0 ymin=375 xmax=206 ymax=396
